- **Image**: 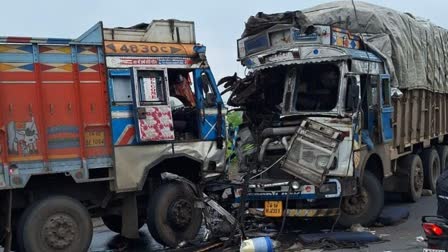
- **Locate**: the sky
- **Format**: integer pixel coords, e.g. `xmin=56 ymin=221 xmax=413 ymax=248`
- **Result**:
xmin=1 ymin=0 xmax=447 ymax=81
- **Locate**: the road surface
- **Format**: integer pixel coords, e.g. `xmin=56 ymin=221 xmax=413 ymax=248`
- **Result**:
xmin=90 ymin=193 xmax=437 ymax=252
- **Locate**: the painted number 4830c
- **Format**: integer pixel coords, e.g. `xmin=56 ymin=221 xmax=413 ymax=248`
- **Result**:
xmin=105 ymin=42 xmax=184 ymax=55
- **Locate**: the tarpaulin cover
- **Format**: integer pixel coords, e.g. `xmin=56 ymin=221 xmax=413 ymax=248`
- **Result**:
xmin=241 ymin=11 xmax=313 ymax=38
xmin=242 ymin=1 xmax=448 ymax=93
xmin=304 ymin=1 xmax=448 ymax=93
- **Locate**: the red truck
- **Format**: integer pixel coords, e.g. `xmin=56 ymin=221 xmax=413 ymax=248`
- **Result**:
xmin=0 ymin=20 xmax=226 ymax=251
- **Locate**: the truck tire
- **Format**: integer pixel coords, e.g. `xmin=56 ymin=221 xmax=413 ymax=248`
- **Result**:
xmin=101 ymin=214 xmax=145 ymax=234
xmin=437 ymin=145 xmax=448 ymax=172
xmin=401 ymin=154 xmax=424 ymax=202
xmin=17 ymin=196 xmax=92 ymax=252
xmin=338 ymin=170 xmax=384 ymax=227
xmin=147 ymin=182 xmax=202 ymax=248
xmin=421 ymin=148 xmax=441 ymax=192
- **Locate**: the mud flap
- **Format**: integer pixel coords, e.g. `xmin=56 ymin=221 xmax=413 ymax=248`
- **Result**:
xmin=282 ymin=119 xmax=343 ymax=186
xmin=121 ymin=192 xmax=139 ymax=239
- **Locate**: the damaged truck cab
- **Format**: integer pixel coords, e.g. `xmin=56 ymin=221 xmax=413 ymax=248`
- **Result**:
xmin=229 ymin=21 xmax=412 ymax=226
xmin=0 ymin=20 xmax=226 ymax=251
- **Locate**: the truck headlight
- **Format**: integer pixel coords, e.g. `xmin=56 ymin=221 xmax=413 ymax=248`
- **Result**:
xmin=291 ymin=181 xmax=300 ymax=190
xmin=319 ymin=183 xmax=337 ymax=194
xmin=316 ymin=156 xmax=330 ymax=168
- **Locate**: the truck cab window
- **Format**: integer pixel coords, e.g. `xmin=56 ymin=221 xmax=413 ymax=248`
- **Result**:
xmin=295 ymin=63 xmax=340 ymax=112
xmin=200 ymin=72 xmax=216 ymax=107
xmin=168 ymin=70 xmax=200 ymax=140
xmin=169 ymin=72 xmax=196 ymax=107
xmin=137 ymin=71 xmax=166 ymax=105
xmin=111 ymin=76 xmax=132 ymax=103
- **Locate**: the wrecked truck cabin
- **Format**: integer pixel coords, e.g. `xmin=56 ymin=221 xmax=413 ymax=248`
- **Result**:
xmin=0 ymin=19 xmax=229 ymax=251
xmin=222 ymin=2 xmax=448 ymax=227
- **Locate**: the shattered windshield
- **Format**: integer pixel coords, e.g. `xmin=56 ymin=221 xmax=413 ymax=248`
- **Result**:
xmin=294 ymin=63 xmax=340 ymax=112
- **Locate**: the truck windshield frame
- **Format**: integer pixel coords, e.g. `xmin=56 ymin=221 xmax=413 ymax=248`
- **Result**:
xmin=293 ymin=62 xmax=341 ymax=113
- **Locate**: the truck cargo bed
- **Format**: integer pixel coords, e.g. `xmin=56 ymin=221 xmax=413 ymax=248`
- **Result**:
xmin=0 ymin=23 xmax=112 ymax=188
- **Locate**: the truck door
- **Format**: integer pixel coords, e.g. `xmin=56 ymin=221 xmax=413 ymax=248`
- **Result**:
xmin=131 ymin=68 xmax=174 ymax=142
xmin=193 ymin=69 xmax=225 ymax=147
xmin=377 ymin=74 xmax=394 ymax=143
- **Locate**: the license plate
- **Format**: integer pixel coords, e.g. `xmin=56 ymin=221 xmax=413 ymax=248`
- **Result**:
xmin=424 ymin=249 xmax=446 ymax=252
xmin=85 ymin=131 xmax=105 ymax=147
xmin=264 ymin=201 xmax=283 ymax=217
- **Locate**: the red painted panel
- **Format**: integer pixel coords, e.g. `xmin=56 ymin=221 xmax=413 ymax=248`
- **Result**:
xmin=0 ymin=63 xmax=112 ymax=166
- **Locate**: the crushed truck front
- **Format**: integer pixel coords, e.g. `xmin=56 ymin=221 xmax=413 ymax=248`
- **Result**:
xmin=224 ymin=20 xmax=389 ymax=226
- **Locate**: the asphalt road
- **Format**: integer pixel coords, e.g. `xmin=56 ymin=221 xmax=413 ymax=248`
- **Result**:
xmin=90 ymin=193 xmax=437 ymax=252
xmin=0 ymin=194 xmax=435 ymax=251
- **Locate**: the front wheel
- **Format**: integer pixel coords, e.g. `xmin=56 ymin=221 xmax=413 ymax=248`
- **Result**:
xmin=147 ymin=182 xmax=202 ymax=248
xmin=18 ymin=196 xmax=93 ymax=252
xmin=338 ymin=170 xmax=384 ymax=227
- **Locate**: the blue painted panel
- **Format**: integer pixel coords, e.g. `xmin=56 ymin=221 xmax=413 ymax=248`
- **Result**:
xmin=345 ymin=48 xmax=382 ymax=62
xmin=0 ymin=53 xmax=33 ymax=63
xmin=76 ymin=54 xmax=101 ymax=64
xmin=39 ymin=54 xmax=72 ymax=63
xmin=382 ymin=106 xmax=394 ymax=142
xmin=47 ymin=126 xmax=79 ymax=135
xmin=15 ymin=161 xmax=45 ymax=173
xmin=109 ymin=68 xmax=131 ymax=76
xmin=46 ymin=38 xmax=72 ymax=44
xmin=49 ymin=159 xmax=82 ymax=171
xmin=108 ymin=69 xmax=136 ymax=146
xmin=74 ymin=22 xmax=103 ymax=45
xmin=201 ymin=113 xmax=226 ymax=140
xmin=193 ymin=68 xmax=226 ymax=141
xmin=244 ymin=34 xmax=269 ymax=55
xmin=87 ymin=157 xmax=113 ymax=169
xmin=111 ymin=103 xmax=137 ymax=144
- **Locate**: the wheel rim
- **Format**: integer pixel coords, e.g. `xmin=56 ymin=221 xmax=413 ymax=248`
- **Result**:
xmin=42 ymin=213 xmax=78 ymax=250
xmin=342 ymin=187 xmax=369 ymax=216
xmin=167 ymin=199 xmax=193 ymax=230
xmin=414 ymin=162 xmax=424 ymax=192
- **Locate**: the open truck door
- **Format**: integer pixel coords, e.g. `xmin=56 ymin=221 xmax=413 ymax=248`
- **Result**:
xmin=193 ymin=68 xmax=225 ymax=147
xmin=131 ymin=68 xmax=174 ymax=142
xmin=378 ymin=74 xmax=394 ymax=143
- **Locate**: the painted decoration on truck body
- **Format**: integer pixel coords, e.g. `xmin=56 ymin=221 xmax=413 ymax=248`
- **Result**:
xmin=138 ymin=106 xmax=174 ymax=141
xmin=106 ymin=56 xmax=193 ymax=68
xmin=0 ymin=25 xmax=113 ymax=189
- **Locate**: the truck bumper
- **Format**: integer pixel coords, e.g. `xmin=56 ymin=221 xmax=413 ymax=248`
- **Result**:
xmin=235 ymin=178 xmax=346 ymax=218
xmin=248 ymin=207 xmax=340 ymax=217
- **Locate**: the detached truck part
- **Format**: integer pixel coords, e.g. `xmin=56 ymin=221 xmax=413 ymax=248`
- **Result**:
xmin=226 ymin=1 xmax=448 ymax=227
xmin=0 ymin=20 xmax=226 ymax=251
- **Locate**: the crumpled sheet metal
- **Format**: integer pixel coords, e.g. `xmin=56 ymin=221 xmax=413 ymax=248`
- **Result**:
xmin=302 ymin=1 xmax=448 ymax=93
xmin=113 ymin=141 xmax=225 ymax=192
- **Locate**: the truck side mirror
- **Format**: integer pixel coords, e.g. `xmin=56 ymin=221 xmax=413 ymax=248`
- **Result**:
xmin=346 ymin=76 xmax=360 ymax=112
